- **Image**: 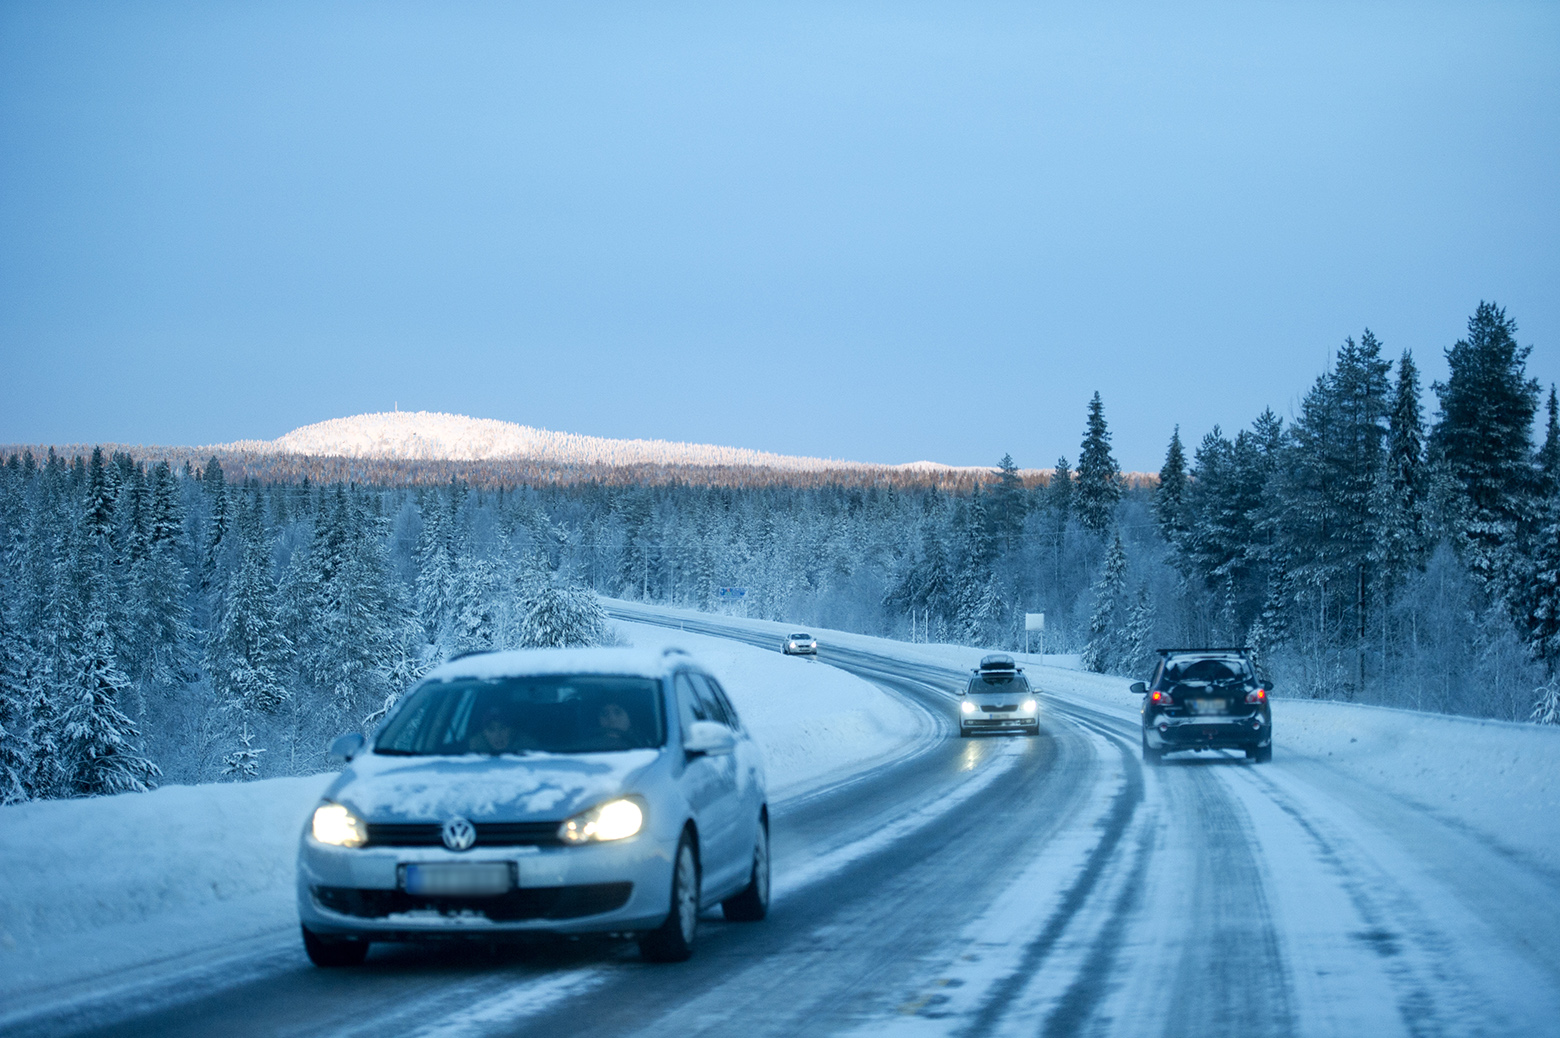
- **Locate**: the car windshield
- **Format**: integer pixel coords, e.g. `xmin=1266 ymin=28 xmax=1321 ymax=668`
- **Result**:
xmin=790 ymin=634 xmax=811 ymax=640
xmin=969 ymin=673 xmax=1029 ymax=694
xmin=375 ymin=674 xmax=666 ymax=756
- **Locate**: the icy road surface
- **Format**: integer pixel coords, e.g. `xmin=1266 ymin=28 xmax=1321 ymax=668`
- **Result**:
xmin=7 ymin=606 xmax=1560 ymax=1038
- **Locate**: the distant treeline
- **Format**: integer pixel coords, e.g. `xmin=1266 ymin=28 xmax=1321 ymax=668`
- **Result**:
xmin=1 ymin=300 xmax=1556 ymax=805
xmin=0 ymin=445 xmax=1155 ymax=493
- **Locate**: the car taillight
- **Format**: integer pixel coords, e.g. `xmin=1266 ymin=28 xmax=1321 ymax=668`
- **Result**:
xmin=1246 ymin=688 xmax=1268 ymax=705
xmin=1150 ymin=689 xmax=1172 ymax=706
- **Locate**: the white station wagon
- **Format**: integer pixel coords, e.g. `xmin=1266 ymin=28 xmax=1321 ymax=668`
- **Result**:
xmin=297 ymin=648 xmax=769 ymax=965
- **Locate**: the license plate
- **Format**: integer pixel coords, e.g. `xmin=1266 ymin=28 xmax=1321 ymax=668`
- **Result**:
xmin=1189 ymin=699 xmax=1228 ymax=715
xmin=402 ymin=862 xmax=513 ymax=896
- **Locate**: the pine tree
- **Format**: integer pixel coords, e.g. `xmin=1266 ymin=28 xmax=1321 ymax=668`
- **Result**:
xmin=1538 ymin=385 xmax=1560 ymax=496
xmin=1075 ymin=393 xmax=1121 ymax=535
xmin=1432 ymin=302 xmax=1541 ymax=517
xmin=1047 ymin=457 xmax=1073 ymax=520
xmin=1154 ymin=426 xmax=1188 ymax=543
xmin=59 ymin=603 xmax=159 ymax=796
xmin=208 ymin=495 xmax=292 ymax=713
xmin=1524 ymin=500 xmax=1560 ymax=674
xmin=1082 ymin=533 xmax=1129 ymax=673
xmin=988 ymin=454 xmax=1027 ymax=553
xmin=1124 ymin=584 xmax=1157 ymax=677
xmin=517 ymin=577 xmax=607 ymax=648
xmin=220 ymin=721 xmax=266 ymax=780
xmin=0 ymin=596 xmax=32 ymax=804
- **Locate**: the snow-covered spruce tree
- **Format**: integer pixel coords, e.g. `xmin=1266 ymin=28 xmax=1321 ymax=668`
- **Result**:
xmin=1124 ymin=584 xmax=1157 ymax=678
xmin=988 ymin=454 xmax=1027 ymax=554
xmin=1430 ymin=302 xmax=1540 ymax=595
xmin=1154 ymin=427 xmax=1188 ymax=544
xmin=0 ymin=592 xmax=32 ymax=804
xmin=59 ymin=602 xmax=159 ymax=796
xmin=1074 ymin=393 xmax=1121 ymax=536
xmin=220 ymin=721 xmax=265 ymax=780
xmin=516 ymin=576 xmax=607 ymax=649
xmin=1375 ymin=350 xmax=1429 ymax=596
xmin=1082 ymin=533 xmax=1130 ymax=673
xmin=1538 ymin=385 xmax=1560 ymax=497
xmin=1047 ymin=457 xmax=1073 ymax=521
xmin=207 ymin=494 xmax=292 ymax=713
xmin=199 ymin=457 xmax=230 ymax=592
xmin=1523 ymin=499 xmax=1560 ymax=675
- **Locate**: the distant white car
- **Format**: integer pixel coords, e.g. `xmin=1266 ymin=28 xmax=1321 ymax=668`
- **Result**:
xmin=782 ymin=633 xmax=818 ymax=656
xmin=297 ymin=648 xmax=769 ymax=966
xmin=959 ymin=654 xmax=1039 ymax=736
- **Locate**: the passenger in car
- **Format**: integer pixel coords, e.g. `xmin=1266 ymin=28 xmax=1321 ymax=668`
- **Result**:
xmin=595 ymin=699 xmax=637 ymax=748
xmin=469 ymin=708 xmax=520 ymax=754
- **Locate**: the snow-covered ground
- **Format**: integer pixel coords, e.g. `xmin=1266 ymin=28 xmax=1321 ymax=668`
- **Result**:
xmin=0 ymin=626 xmax=923 ymax=1027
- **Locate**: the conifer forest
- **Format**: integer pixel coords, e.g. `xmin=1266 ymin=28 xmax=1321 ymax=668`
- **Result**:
xmin=2 ymin=302 xmax=1557 ymax=803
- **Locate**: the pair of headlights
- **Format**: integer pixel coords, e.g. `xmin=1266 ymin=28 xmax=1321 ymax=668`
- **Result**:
xmin=960 ymin=699 xmax=1038 ymax=715
xmin=310 ymin=798 xmax=646 ymax=849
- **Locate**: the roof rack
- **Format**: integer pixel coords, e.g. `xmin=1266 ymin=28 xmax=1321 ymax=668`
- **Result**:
xmin=1154 ymin=647 xmax=1252 ymax=655
xmin=447 ymin=649 xmax=497 ymax=662
xmin=661 ymin=647 xmax=691 ymax=657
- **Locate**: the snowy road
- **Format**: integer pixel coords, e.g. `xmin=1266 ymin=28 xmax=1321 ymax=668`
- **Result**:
xmin=17 ymin=611 xmax=1560 ymax=1038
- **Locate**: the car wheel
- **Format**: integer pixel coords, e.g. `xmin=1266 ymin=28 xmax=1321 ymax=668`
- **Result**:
xmin=959 ymin=725 xmax=971 ymax=738
xmin=640 ymin=832 xmax=700 ymax=962
xmin=1141 ymin=735 xmax=1163 ymax=766
xmin=1249 ymin=743 xmax=1273 ymax=763
xmin=721 ymin=818 xmax=770 ymax=922
xmin=301 ymin=925 xmax=369 ymax=967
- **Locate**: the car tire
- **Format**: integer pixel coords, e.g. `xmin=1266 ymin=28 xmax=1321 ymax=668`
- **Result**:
xmin=1249 ymin=743 xmax=1273 ymax=763
xmin=640 ymin=832 xmax=700 ymax=963
xmin=959 ymin=725 xmax=971 ymax=738
xmin=1141 ymin=735 xmax=1163 ymax=766
xmin=301 ymin=925 xmax=369 ymax=967
xmin=721 ymin=819 xmax=770 ymax=922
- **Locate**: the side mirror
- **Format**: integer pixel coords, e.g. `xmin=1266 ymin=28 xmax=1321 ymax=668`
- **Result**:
xmin=1129 ymin=682 xmax=1146 ymax=695
xmin=1263 ymin=680 xmax=1276 ymax=692
xmin=684 ymin=720 xmax=736 ymax=757
xmin=330 ymin=732 xmax=366 ymax=762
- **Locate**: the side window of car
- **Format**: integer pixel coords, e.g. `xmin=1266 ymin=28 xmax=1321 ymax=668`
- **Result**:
xmin=673 ymin=673 xmax=708 ymax=735
xmin=687 ymin=673 xmax=733 ymax=728
xmin=702 ymin=676 xmax=742 ymax=730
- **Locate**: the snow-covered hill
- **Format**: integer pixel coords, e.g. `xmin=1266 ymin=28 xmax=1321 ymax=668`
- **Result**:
xmin=218 ymin=411 xmax=994 ymax=474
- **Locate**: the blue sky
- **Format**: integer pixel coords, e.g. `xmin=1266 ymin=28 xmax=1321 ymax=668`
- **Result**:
xmin=1 ymin=0 xmax=1555 ymax=471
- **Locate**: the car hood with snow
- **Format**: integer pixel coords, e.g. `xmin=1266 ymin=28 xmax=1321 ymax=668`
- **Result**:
xmin=322 ymin=748 xmax=663 ymax=823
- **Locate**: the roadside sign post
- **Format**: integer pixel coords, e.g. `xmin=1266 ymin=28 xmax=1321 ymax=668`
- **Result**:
xmin=1024 ymin=612 xmax=1045 ymax=655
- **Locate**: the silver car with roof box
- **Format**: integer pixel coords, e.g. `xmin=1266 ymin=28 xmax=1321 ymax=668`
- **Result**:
xmin=959 ymin=654 xmax=1039 ymax=736
xmin=297 ymin=647 xmax=769 ymax=965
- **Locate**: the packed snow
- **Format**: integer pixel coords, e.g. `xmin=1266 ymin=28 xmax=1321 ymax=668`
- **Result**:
xmin=216 ymin=410 xmax=1013 ymax=474
xmin=0 ymin=623 xmax=922 ymax=1026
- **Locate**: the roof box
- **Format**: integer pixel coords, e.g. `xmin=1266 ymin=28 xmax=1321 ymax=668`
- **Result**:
xmin=978 ymin=653 xmax=1018 ymax=672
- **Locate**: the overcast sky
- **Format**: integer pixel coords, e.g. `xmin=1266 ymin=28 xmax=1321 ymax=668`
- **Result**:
xmin=1 ymin=0 xmax=1555 ymax=471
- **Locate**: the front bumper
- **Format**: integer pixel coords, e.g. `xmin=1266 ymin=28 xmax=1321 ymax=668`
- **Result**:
xmin=297 ymin=831 xmax=677 ymax=940
xmin=961 ymin=714 xmax=1038 ymax=733
xmin=1144 ymin=713 xmax=1269 ymax=751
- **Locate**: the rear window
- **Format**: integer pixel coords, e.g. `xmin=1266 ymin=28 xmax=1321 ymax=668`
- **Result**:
xmin=376 ymin=674 xmax=666 ymax=756
xmin=968 ymin=673 xmax=1030 ymax=694
xmin=1159 ymin=657 xmax=1252 ymax=687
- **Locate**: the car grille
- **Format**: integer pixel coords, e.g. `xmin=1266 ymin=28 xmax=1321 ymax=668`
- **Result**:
xmin=965 ymin=717 xmax=1033 ymax=727
xmin=981 ymin=704 xmax=1017 ymax=712
xmin=364 ymin=821 xmax=563 ymax=848
xmin=313 ymin=882 xmax=633 ymax=921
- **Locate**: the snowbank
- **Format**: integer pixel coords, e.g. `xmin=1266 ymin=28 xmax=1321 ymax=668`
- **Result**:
xmin=614 ymin=621 xmax=925 ymax=798
xmin=0 ymin=631 xmax=924 ymax=1020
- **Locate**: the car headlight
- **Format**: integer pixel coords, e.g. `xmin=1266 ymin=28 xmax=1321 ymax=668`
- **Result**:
xmin=311 ymin=803 xmax=367 ymax=848
xmin=558 ymin=798 xmax=645 ymax=844
xmin=1022 ymin=699 xmax=1037 ymax=713
xmin=961 ymin=700 xmax=976 ymax=714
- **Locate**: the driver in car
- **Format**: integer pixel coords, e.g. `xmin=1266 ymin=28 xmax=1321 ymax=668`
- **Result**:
xmin=594 ymin=699 xmax=638 ymax=749
xmin=469 ymin=706 xmax=521 ymax=754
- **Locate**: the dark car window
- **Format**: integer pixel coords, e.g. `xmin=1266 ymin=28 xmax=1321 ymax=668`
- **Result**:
xmin=692 ymin=673 xmax=741 ymax=729
xmin=1161 ymin=657 xmax=1252 ymax=686
xmin=968 ymin=673 xmax=1030 ymax=695
xmin=376 ymin=674 xmax=666 ymax=755
xmin=674 ymin=672 xmax=710 ymax=733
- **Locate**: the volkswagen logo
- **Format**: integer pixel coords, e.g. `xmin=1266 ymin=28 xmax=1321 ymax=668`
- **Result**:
xmin=441 ymin=816 xmax=476 ymax=852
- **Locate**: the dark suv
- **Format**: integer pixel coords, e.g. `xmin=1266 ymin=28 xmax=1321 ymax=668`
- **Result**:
xmin=1131 ymin=648 xmax=1271 ymax=764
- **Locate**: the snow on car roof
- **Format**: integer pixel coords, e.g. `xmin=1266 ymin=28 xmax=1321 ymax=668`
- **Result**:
xmin=423 ymin=647 xmax=695 ymax=683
